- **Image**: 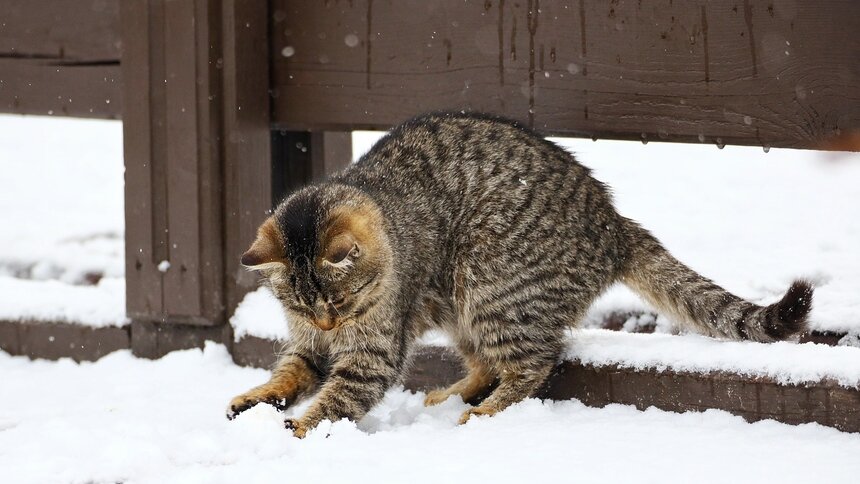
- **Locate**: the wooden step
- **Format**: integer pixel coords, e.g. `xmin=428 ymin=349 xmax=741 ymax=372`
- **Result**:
xmin=2 ymin=319 xmax=857 ymax=433
xmin=406 ymin=346 xmax=860 ymax=433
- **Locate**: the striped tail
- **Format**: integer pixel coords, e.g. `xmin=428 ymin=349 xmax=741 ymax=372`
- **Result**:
xmin=617 ymin=220 xmax=812 ymax=342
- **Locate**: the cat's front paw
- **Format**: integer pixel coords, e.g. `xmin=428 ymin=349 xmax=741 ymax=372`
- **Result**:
xmin=458 ymin=405 xmax=498 ymax=425
xmin=284 ymin=418 xmax=311 ymax=438
xmin=423 ymin=389 xmax=452 ymax=407
xmin=226 ymin=386 xmax=290 ymax=420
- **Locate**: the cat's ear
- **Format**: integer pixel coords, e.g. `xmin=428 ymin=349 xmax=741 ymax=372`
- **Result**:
xmin=322 ymin=232 xmax=360 ymax=269
xmin=241 ymin=217 xmax=286 ymax=270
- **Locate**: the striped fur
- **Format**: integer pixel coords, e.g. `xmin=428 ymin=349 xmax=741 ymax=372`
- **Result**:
xmin=228 ymin=112 xmax=813 ymax=435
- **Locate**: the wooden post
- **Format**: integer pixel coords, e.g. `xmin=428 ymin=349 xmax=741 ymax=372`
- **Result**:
xmin=271 ymin=131 xmax=353 ymax=204
xmin=121 ymin=0 xmax=272 ymax=357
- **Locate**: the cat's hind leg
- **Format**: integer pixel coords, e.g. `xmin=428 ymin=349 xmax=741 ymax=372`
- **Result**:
xmin=424 ymin=353 xmax=496 ymax=406
xmin=458 ymin=362 xmax=554 ymax=424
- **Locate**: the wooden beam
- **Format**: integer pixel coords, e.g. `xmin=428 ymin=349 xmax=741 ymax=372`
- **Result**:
xmin=269 ymin=0 xmax=860 ymax=150
xmin=405 ymin=346 xmax=860 ymax=434
xmin=0 ymin=0 xmax=122 ymax=118
xmin=0 ymin=320 xmax=129 ymax=363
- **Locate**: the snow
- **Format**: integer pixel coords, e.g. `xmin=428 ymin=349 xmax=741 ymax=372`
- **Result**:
xmin=2 ymin=343 xmax=859 ymax=484
xmin=2 ymin=117 xmax=859 ymax=480
xmin=230 ymin=286 xmax=289 ymax=341
xmin=0 ymin=114 xmax=126 ymax=327
xmin=567 ymin=328 xmax=860 ymax=388
xmin=0 ymin=115 xmax=124 ymax=284
xmin=0 ymin=275 xmax=126 ymax=327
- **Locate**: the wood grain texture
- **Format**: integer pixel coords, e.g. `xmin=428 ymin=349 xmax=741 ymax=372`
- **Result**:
xmin=122 ymin=0 xmax=225 ymax=326
xmin=0 ymin=0 xmax=121 ymax=118
xmin=405 ymin=346 xmax=860 ymax=433
xmin=222 ymin=0 xmax=274 ymax=315
xmin=0 ymin=320 xmax=129 ymax=362
xmin=270 ymin=0 xmax=860 ymax=149
xmin=130 ymin=320 xmax=231 ymax=360
xmin=121 ymin=0 xmax=160 ymax=320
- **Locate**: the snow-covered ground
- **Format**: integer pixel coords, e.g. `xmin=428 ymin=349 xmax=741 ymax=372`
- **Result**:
xmin=0 ymin=115 xmax=127 ymax=326
xmin=0 ymin=115 xmax=124 ymax=284
xmin=1 ymin=344 xmax=859 ymax=484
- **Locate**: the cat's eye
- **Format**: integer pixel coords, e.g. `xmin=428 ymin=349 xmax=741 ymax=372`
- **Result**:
xmin=330 ymin=296 xmax=346 ymax=306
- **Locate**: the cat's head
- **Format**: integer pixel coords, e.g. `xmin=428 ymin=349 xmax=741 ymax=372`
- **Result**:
xmin=241 ymin=185 xmax=392 ymax=332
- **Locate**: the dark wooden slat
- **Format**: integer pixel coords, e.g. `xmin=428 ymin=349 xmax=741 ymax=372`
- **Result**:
xmin=271 ymin=130 xmax=353 ymax=205
xmin=162 ymin=0 xmax=204 ymax=319
xmin=310 ymin=131 xmax=353 ymax=180
xmin=230 ymin=341 xmax=860 ymax=433
xmin=130 ymin=320 xmax=231 ymax=360
xmin=222 ymin=0 xmax=274 ymax=314
xmin=0 ymin=0 xmax=121 ymax=118
xmin=0 ymin=321 xmax=129 ymax=363
xmin=232 ymin=335 xmax=282 ymax=369
xmin=122 ymin=0 xmax=225 ymax=327
xmin=196 ymin=0 xmax=228 ymax=322
xmin=0 ymin=0 xmax=120 ymax=60
xmin=270 ymin=0 xmax=860 ymax=149
xmin=122 ymin=0 xmax=161 ymax=318
xmin=403 ymin=346 xmax=860 ymax=433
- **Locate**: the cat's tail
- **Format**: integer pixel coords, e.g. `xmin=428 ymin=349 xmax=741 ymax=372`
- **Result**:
xmin=617 ymin=220 xmax=812 ymax=342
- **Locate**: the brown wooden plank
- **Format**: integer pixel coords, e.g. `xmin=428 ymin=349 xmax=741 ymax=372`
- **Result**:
xmin=270 ymin=0 xmax=860 ymax=149
xmin=0 ymin=0 xmax=121 ymax=118
xmin=163 ymin=0 xmax=204 ymax=318
xmin=0 ymin=321 xmax=22 ymax=355
xmin=122 ymin=0 xmax=161 ymax=319
xmin=0 ymin=320 xmax=129 ymax=362
xmin=0 ymin=60 xmax=121 ymax=118
xmin=271 ymin=130 xmax=354 ymax=204
xmin=0 ymin=0 xmax=120 ymax=60
xmin=232 ymin=335 xmax=281 ymax=369
xmin=122 ymin=0 xmax=225 ymax=327
xmin=310 ymin=132 xmax=353 ymax=181
xmin=222 ymin=0 xmax=274 ymax=315
xmin=195 ymin=0 xmax=228 ymax=325
xmin=130 ymin=320 xmax=231 ymax=360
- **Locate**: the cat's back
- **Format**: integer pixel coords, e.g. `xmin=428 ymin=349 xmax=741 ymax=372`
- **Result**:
xmin=343 ymin=112 xmax=596 ymax=208
xmin=339 ymin=112 xmax=623 ymax=273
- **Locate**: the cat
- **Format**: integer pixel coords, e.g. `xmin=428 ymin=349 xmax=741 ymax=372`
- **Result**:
xmin=227 ymin=112 xmax=812 ymax=437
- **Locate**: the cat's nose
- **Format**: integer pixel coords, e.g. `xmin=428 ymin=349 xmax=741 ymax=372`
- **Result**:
xmin=316 ymin=315 xmax=336 ymax=331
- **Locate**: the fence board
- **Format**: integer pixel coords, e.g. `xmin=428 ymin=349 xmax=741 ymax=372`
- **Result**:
xmin=270 ymin=0 xmax=860 ymax=149
xmin=222 ymin=0 xmax=274 ymax=314
xmin=0 ymin=0 xmax=121 ymax=118
xmin=122 ymin=0 xmax=225 ymax=327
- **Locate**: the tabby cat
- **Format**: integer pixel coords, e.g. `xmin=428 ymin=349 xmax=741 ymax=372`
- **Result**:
xmin=227 ymin=112 xmax=812 ymax=437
